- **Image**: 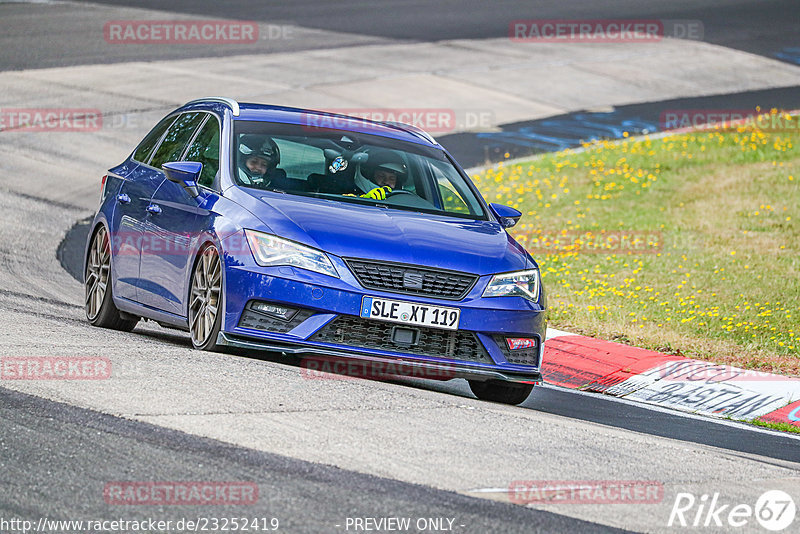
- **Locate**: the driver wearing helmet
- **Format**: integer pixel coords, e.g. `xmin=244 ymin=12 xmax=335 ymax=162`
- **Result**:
xmin=237 ymin=135 xmax=286 ymax=188
xmin=353 ymin=149 xmax=408 ymax=200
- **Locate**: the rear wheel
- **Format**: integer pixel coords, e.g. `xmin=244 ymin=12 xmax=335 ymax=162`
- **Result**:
xmin=188 ymin=243 xmax=223 ymax=351
xmin=468 ymin=380 xmax=534 ymax=405
xmin=85 ymin=225 xmax=138 ymax=331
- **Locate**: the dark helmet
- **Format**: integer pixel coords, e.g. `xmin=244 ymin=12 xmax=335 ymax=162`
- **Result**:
xmin=362 ymin=149 xmax=408 ymax=187
xmin=238 ymin=135 xmax=280 ymax=177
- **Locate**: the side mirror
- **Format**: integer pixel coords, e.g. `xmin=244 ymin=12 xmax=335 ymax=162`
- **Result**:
xmin=489 ymin=203 xmax=522 ymax=228
xmin=162 ymin=161 xmax=203 ymax=197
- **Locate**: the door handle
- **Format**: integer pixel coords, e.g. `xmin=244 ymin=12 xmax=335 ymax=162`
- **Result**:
xmin=146 ymin=204 xmax=162 ymax=215
xmin=116 ymin=193 xmax=130 ymax=204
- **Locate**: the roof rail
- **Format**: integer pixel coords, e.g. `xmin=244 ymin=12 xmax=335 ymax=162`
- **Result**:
xmin=382 ymin=121 xmax=437 ymax=145
xmin=184 ymin=96 xmax=240 ymax=116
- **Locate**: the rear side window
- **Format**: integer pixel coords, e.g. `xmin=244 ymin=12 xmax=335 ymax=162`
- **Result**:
xmin=132 ymin=115 xmax=176 ymax=164
xmin=149 ymin=112 xmax=205 ymax=170
xmin=184 ymin=116 xmax=221 ymax=187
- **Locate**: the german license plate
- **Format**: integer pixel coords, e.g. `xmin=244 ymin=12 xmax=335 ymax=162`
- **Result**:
xmin=360 ymin=296 xmax=460 ymax=331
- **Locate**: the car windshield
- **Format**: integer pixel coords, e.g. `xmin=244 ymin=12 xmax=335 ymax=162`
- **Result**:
xmin=232 ymin=120 xmax=486 ymax=219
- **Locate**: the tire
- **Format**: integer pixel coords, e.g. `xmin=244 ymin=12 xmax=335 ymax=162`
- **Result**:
xmin=85 ymin=225 xmax=139 ymax=332
xmin=188 ymin=243 xmax=223 ymax=351
xmin=468 ymin=380 xmax=534 ymax=405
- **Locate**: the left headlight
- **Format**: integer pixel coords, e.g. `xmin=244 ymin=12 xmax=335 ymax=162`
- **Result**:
xmin=482 ymin=269 xmax=540 ymax=302
xmin=244 ymin=229 xmax=339 ymax=278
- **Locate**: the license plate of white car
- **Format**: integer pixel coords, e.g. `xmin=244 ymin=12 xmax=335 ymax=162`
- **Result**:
xmin=359 ymin=296 xmax=460 ymax=330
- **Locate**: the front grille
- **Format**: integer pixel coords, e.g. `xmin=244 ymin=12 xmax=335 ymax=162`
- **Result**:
xmin=344 ymin=258 xmax=478 ymax=300
xmin=493 ymin=335 xmax=540 ymax=367
xmin=238 ymin=302 xmax=314 ymax=334
xmin=312 ymin=315 xmax=490 ymax=363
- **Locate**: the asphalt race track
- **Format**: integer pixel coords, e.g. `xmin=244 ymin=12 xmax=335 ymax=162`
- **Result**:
xmin=1 ymin=1 xmax=800 ymax=533
xmin=1 ymin=387 xmax=621 ymax=533
xmin=2 ymin=0 xmax=798 ymax=69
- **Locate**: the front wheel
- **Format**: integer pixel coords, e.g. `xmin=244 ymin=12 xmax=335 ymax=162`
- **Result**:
xmin=468 ymin=380 xmax=534 ymax=405
xmin=188 ymin=243 xmax=223 ymax=351
xmin=85 ymin=225 xmax=138 ymax=331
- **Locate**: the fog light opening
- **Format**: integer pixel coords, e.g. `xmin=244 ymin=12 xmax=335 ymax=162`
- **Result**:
xmin=506 ymin=337 xmax=537 ymax=351
xmin=250 ymin=301 xmax=299 ymax=321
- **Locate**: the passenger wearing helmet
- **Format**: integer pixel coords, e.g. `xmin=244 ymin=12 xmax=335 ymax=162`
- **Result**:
xmin=237 ymin=135 xmax=287 ymax=188
xmin=353 ymin=149 xmax=408 ymax=200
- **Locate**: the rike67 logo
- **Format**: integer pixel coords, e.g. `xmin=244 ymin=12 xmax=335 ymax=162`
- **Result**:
xmin=668 ymin=490 xmax=796 ymax=531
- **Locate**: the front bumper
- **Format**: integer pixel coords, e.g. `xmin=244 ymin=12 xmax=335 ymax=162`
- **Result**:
xmin=217 ymin=332 xmax=543 ymax=384
xmin=221 ymin=254 xmax=546 ymax=383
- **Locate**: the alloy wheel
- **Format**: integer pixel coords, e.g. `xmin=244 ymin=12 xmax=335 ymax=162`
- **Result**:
xmin=85 ymin=226 xmax=111 ymax=320
xmin=189 ymin=245 xmax=222 ymax=347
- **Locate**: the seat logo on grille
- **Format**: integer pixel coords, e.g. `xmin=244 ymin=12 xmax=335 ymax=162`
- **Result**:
xmin=402 ymin=271 xmax=424 ymax=290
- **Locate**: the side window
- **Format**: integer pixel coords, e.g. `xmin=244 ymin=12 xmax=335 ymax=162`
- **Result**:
xmin=273 ymin=138 xmax=325 ymax=179
xmin=184 ymin=116 xmax=221 ymax=187
xmin=430 ymin=161 xmax=472 ymax=214
xmin=149 ymin=112 xmax=205 ymax=170
xmin=132 ymin=115 xmax=176 ymax=164
xmin=438 ymin=183 xmax=470 ymax=213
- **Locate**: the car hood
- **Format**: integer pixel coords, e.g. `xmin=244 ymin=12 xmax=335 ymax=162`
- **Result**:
xmin=234 ymin=190 xmax=530 ymax=275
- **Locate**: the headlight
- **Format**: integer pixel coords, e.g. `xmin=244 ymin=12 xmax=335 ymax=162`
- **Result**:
xmin=482 ymin=269 xmax=540 ymax=302
xmin=244 ymin=230 xmax=339 ymax=278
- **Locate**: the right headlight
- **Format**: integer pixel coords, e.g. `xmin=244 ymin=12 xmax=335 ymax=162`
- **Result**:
xmin=482 ymin=269 xmax=540 ymax=302
xmin=244 ymin=229 xmax=339 ymax=278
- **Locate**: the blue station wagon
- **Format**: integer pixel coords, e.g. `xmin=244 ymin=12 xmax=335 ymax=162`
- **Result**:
xmin=84 ymin=97 xmax=546 ymax=405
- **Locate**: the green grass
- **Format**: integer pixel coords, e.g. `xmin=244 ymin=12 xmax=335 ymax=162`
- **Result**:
xmin=750 ymin=419 xmax=800 ymax=434
xmin=473 ymin=112 xmax=800 ymax=374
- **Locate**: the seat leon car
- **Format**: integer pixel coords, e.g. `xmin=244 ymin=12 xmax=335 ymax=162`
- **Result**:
xmin=84 ymin=97 xmax=546 ymax=405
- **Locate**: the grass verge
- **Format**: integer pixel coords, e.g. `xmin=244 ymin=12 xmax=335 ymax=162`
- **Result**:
xmin=473 ymin=110 xmax=799 ymax=375
xmin=750 ymin=419 xmax=800 ymax=434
